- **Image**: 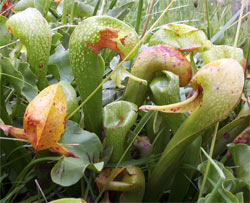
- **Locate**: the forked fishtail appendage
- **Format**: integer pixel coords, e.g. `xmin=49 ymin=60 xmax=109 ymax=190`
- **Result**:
xmin=0 ymin=125 xmax=26 ymax=140
xmin=50 ymin=143 xmax=80 ymax=158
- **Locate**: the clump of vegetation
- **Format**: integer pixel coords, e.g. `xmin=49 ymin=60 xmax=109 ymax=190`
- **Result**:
xmin=0 ymin=0 xmax=249 ymax=202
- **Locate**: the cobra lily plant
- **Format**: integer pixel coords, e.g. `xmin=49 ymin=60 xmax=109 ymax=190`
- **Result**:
xmin=0 ymin=1 xmax=249 ymax=202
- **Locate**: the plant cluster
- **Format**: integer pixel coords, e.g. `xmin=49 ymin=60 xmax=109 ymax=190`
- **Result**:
xmin=0 ymin=0 xmax=249 ymax=202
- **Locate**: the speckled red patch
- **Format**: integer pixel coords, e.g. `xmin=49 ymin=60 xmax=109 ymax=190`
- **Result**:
xmin=120 ymin=35 xmax=128 ymax=46
xmin=85 ymin=28 xmax=124 ymax=58
xmin=170 ymin=107 xmax=180 ymax=112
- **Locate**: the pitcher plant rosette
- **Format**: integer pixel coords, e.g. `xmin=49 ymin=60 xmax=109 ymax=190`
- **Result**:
xmin=0 ymin=1 xmax=249 ymax=202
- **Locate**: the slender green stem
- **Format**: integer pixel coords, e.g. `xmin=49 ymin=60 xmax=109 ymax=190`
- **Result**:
xmin=44 ymin=0 xmax=51 ymax=19
xmin=0 ymin=153 xmax=31 ymax=169
xmin=5 ymin=144 xmax=31 ymax=160
xmin=109 ymin=0 xmax=118 ymax=9
xmin=5 ymin=157 xmax=60 ymax=202
xmin=198 ymin=122 xmax=219 ymax=199
xmin=52 ymin=24 xmax=76 ymax=31
xmin=0 ymin=40 xmax=20 ymax=50
xmin=11 ymin=167 xmax=35 ymax=202
xmin=234 ymin=0 xmax=246 ymax=47
xmin=227 ymin=11 xmax=250 ymax=30
xmin=49 ymin=8 xmax=60 ymax=19
xmin=68 ymin=0 xmax=177 ymax=119
xmin=141 ymin=0 xmax=155 ymax=38
xmin=201 ymin=147 xmax=225 ymax=179
xmin=206 ymin=178 xmax=224 ymax=202
xmin=205 ymin=0 xmax=211 ymax=39
xmin=135 ymin=0 xmax=144 ymax=33
xmin=151 ymin=126 xmax=168 ymax=147
xmin=23 ymin=185 xmax=56 ymax=202
xmin=17 ymin=157 xmax=60 ymax=185
xmin=0 ymin=137 xmax=28 ymax=142
xmin=143 ymin=4 xmax=189 ymax=17
xmin=70 ymin=0 xmax=75 ymax=23
xmin=5 ymin=88 xmax=15 ymax=103
xmin=177 ymin=0 xmax=183 ymax=21
xmin=93 ymin=0 xmax=101 ymax=16
xmin=95 ymin=111 xmax=153 ymax=202
xmin=83 ymin=174 xmax=95 ymax=201
xmin=245 ymin=36 xmax=250 ymax=79
xmin=220 ymin=153 xmax=228 ymax=164
xmin=62 ymin=0 xmax=67 ymax=25
xmin=81 ymin=179 xmax=85 ymax=200
xmin=0 ymin=73 xmax=38 ymax=91
xmin=1 ymin=184 xmax=25 ymax=203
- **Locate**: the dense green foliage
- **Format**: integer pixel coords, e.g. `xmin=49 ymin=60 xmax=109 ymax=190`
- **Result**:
xmin=0 ymin=0 xmax=250 ymax=202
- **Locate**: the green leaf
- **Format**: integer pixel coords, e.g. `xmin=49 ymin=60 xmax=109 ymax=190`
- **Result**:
xmin=242 ymin=36 xmax=250 ymax=68
xmin=59 ymin=80 xmax=80 ymax=122
xmin=201 ymin=45 xmax=245 ymax=66
xmin=149 ymin=71 xmax=186 ymax=133
xmin=235 ymin=192 xmax=244 ymax=202
xmin=14 ymin=0 xmax=35 ymax=11
xmin=198 ymin=160 xmax=232 ymax=192
xmin=197 ymin=178 xmax=239 ymax=203
xmin=103 ymin=101 xmax=138 ymax=162
xmin=48 ymin=64 xmax=60 ymax=81
xmin=200 ymin=148 xmax=226 ymax=180
xmin=34 ymin=0 xmax=51 ymax=15
xmin=18 ymin=62 xmax=38 ymax=102
xmin=107 ymin=2 xmax=135 ymax=20
xmin=214 ymin=102 xmax=250 ymax=157
xmin=0 ymin=15 xmax=11 ymax=46
xmin=57 ymin=0 xmax=93 ymax=18
xmin=0 ymin=104 xmax=12 ymax=125
xmin=51 ymin=32 xmax=63 ymax=47
xmin=48 ymin=44 xmax=74 ymax=83
xmin=51 ymin=32 xmax=63 ymax=54
xmin=198 ymin=159 xmax=241 ymax=203
xmin=51 ymin=120 xmax=103 ymax=186
xmin=228 ymin=144 xmax=250 ymax=189
xmin=0 ymin=55 xmax=24 ymax=94
xmin=168 ymin=136 xmax=201 ymax=202
xmin=14 ymin=0 xmax=51 ymax=15
xmin=149 ymin=23 xmax=212 ymax=52
xmin=110 ymin=56 xmax=147 ymax=88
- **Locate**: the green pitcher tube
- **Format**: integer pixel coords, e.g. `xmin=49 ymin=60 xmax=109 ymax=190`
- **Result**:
xmin=6 ymin=8 xmax=51 ymax=90
xmin=123 ymin=44 xmax=192 ymax=106
xmin=69 ymin=16 xmax=139 ymax=136
xmin=141 ymin=59 xmax=244 ymax=200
